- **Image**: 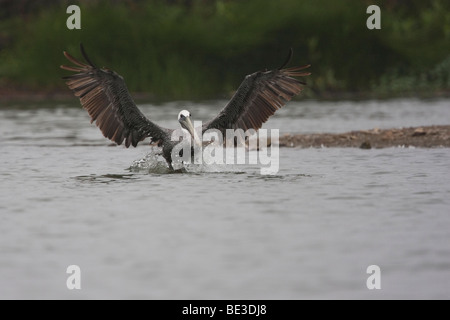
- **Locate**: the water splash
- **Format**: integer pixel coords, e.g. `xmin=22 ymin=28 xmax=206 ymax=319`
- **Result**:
xmin=128 ymin=148 xmax=245 ymax=174
xmin=182 ymin=162 xmax=242 ymax=174
xmin=179 ymin=148 xmax=246 ymax=174
xmin=128 ymin=148 xmax=172 ymax=174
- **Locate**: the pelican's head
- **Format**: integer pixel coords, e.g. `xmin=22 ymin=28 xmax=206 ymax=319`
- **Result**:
xmin=178 ymin=110 xmax=195 ymax=138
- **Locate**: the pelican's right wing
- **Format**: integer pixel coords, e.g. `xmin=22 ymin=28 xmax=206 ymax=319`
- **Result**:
xmin=61 ymin=45 xmax=171 ymax=147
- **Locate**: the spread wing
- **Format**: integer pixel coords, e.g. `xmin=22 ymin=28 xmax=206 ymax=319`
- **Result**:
xmin=203 ymin=58 xmax=310 ymax=136
xmin=61 ymin=45 xmax=171 ymax=147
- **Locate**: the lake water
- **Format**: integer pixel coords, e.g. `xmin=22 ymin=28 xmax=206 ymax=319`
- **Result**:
xmin=0 ymin=98 xmax=449 ymax=299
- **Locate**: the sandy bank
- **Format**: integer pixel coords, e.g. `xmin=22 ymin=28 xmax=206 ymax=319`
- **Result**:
xmin=279 ymin=125 xmax=450 ymax=149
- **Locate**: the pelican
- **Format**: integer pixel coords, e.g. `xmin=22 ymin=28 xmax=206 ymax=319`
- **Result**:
xmin=61 ymin=45 xmax=310 ymax=168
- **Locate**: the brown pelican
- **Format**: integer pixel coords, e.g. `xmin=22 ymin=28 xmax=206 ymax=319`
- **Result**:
xmin=61 ymin=45 xmax=310 ymax=168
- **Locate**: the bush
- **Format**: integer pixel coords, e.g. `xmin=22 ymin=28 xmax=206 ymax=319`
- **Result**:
xmin=1 ymin=0 xmax=449 ymax=100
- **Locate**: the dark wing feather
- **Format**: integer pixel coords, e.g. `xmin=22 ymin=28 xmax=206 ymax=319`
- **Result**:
xmin=202 ymin=64 xmax=310 ymax=135
xmin=61 ymin=46 xmax=171 ymax=147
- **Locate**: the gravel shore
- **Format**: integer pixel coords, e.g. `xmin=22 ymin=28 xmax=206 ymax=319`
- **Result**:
xmin=278 ymin=125 xmax=450 ymax=149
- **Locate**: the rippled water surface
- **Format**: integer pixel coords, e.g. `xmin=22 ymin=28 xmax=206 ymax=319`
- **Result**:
xmin=0 ymin=98 xmax=449 ymax=299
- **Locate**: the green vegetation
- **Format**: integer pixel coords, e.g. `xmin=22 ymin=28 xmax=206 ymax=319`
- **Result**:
xmin=0 ymin=0 xmax=449 ymax=100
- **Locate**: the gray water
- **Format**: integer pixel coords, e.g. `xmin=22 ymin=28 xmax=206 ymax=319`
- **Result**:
xmin=0 ymin=98 xmax=449 ymax=299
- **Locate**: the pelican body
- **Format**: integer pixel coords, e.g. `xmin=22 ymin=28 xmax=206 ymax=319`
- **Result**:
xmin=61 ymin=45 xmax=310 ymax=169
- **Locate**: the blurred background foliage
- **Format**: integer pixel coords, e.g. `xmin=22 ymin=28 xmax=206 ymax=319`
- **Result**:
xmin=0 ymin=0 xmax=449 ymax=100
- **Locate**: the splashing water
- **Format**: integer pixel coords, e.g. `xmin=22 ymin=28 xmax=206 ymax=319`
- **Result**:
xmin=128 ymin=147 xmax=246 ymax=174
xmin=128 ymin=148 xmax=172 ymax=173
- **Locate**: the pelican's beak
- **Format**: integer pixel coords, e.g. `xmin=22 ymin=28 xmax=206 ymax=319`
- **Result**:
xmin=180 ymin=116 xmax=196 ymax=139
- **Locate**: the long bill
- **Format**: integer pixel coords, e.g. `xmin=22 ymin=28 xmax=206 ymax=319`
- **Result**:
xmin=181 ymin=117 xmax=202 ymax=148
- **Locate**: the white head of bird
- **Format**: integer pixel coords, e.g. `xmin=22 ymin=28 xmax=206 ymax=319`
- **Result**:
xmin=178 ymin=109 xmax=201 ymax=146
xmin=178 ymin=109 xmax=191 ymax=121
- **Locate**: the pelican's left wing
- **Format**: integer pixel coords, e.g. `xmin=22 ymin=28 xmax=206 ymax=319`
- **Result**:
xmin=61 ymin=45 xmax=171 ymax=147
xmin=203 ymin=55 xmax=310 ymax=136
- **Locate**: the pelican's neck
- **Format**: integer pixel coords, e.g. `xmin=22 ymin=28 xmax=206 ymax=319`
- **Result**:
xmin=180 ymin=123 xmax=202 ymax=148
xmin=191 ymin=126 xmax=202 ymax=148
xmin=178 ymin=112 xmax=202 ymax=148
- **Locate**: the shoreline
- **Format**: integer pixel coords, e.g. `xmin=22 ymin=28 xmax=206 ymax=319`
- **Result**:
xmin=1 ymin=87 xmax=449 ymax=104
xmin=1 ymin=89 xmax=449 ymax=149
xmin=278 ymin=125 xmax=450 ymax=149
